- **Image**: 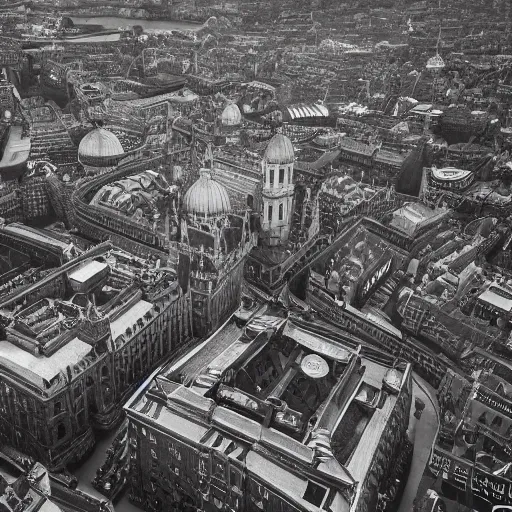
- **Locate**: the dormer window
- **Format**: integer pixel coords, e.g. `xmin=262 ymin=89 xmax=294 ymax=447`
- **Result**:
xmin=303 ymin=481 xmax=329 ymax=508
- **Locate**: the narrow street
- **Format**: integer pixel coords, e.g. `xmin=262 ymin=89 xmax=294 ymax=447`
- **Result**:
xmin=73 ymin=430 xmax=140 ymax=512
xmin=398 ymin=375 xmax=440 ymax=512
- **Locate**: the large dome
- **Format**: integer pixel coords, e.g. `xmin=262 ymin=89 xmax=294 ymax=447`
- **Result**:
xmin=263 ymin=133 xmax=294 ymax=164
xmin=221 ymin=103 xmax=242 ymax=126
xmin=184 ymin=170 xmax=231 ymax=217
xmin=78 ymin=128 xmax=125 ymax=168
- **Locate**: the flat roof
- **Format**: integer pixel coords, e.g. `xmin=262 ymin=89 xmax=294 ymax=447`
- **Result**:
xmin=0 ymin=125 xmax=30 ymax=170
xmin=478 ymin=287 xmax=512 ymax=312
xmin=283 ymin=321 xmax=353 ymax=361
xmin=68 ymin=260 xmax=108 ymax=283
xmin=0 ymin=337 xmax=91 ymax=388
xmin=3 ymin=224 xmax=70 ymax=250
xmin=110 ymin=299 xmax=153 ymax=341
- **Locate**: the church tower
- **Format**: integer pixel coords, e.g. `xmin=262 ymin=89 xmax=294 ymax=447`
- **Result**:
xmin=261 ymin=132 xmax=295 ymax=246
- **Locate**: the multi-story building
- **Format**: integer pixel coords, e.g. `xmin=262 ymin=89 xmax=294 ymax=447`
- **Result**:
xmin=125 ymin=310 xmax=413 ymax=512
xmin=429 ymin=348 xmax=512 ymax=512
xmin=0 ymin=242 xmax=191 ymax=470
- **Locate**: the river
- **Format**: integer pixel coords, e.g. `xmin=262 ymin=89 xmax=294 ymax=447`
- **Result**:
xmin=70 ymin=16 xmax=201 ymax=33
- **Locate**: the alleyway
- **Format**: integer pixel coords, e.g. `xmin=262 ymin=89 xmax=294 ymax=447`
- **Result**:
xmin=398 ymin=375 xmax=440 ymax=512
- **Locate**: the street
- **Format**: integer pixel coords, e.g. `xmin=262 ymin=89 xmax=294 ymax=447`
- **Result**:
xmin=398 ymin=375 xmax=440 ymax=512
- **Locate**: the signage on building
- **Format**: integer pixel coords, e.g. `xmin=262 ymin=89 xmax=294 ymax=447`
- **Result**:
xmin=356 ymin=256 xmax=393 ymax=305
xmin=474 ymin=386 xmax=512 ymax=419
xmin=430 ymin=447 xmax=512 ymax=505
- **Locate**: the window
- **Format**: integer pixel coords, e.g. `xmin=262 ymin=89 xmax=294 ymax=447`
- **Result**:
xmin=269 ymin=168 xmax=274 ymax=186
xmin=278 ymin=203 xmax=284 ymax=221
xmin=230 ymin=468 xmax=242 ymax=491
xmin=149 ymin=432 xmax=157 ymax=444
xmin=478 ymin=412 xmax=488 ymax=425
xmin=279 ymin=168 xmax=285 ymax=184
xmin=19 ymin=411 xmax=28 ymax=431
xmin=247 ymin=194 xmax=254 ymax=209
xmin=268 ymin=204 xmax=273 ymax=223
xmin=57 ymin=423 xmax=66 ymax=440
xmin=492 ymin=416 xmax=503 ymax=429
xmin=303 ymin=481 xmax=328 ymax=508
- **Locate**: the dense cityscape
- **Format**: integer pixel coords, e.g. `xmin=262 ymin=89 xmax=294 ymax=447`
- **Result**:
xmin=0 ymin=0 xmax=510 ymax=511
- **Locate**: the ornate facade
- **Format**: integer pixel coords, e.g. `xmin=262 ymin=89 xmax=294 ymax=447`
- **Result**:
xmin=0 ymin=243 xmax=191 ymax=471
xmin=125 ymin=310 xmax=412 ymax=512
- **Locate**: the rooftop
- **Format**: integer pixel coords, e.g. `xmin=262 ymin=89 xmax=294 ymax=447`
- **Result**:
xmin=68 ymin=260 xmax=108 ymax=284
xmin=0 ymin=336 xmax=91 ymax=389
xmin=0 ymin=125 xmax=30 ymax=176
xmin=126 ymin=311 xmax=411 ymax=511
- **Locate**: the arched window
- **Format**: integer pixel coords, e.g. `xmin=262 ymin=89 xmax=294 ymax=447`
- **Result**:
xmin=279 ymin=203 xmax=284 ymax=221
xmin=247 ymin=194 xmax=254 ymax=209
xmin=268 ymin=204 xmax=273 ymax=223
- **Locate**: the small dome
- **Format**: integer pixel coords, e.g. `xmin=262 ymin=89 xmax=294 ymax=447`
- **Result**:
xmin=264 ymin=133 xmax=294 ymax=164
xmin=78 ymin=128 xmax=125 ymax=168
xmin=184 ymin=169 xmax=231 ymax=217
xmin=426 ymin=53 xmax=445 ymax=71
xmin=221 ymin=103 xmax=242 ymax=126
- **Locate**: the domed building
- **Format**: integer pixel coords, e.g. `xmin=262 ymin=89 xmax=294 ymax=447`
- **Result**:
xmin=221 ymin=103 xmax=242 ymax=127
xmin=261 ymin=132 xmax=295 ymax=245
xmin=78 ymin=128 xmax=125 ymax=172
xmin=180 ymin=166 xmax=254 ymax=337
xmin=183 ymin=169 xmax=231 ymax=219
xmin=263 ymin=132 xmax=295 ymax=164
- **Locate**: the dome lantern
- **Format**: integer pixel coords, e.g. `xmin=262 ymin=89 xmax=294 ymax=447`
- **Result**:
xmin=183 ymin=169 xmax=231 ymax=218
xmin=78 ymin=128 xmax=125 ymax=168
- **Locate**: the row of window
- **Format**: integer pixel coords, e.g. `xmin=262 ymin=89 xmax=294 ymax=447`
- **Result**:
xmin=267 ymin=167 xmax=292 ymax=187
xmin=266 ymin=203 xmax=285 ymax=223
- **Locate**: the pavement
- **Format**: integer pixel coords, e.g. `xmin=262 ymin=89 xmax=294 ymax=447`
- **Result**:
xmin=398 ymin=374 xmax=440 ymax=512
